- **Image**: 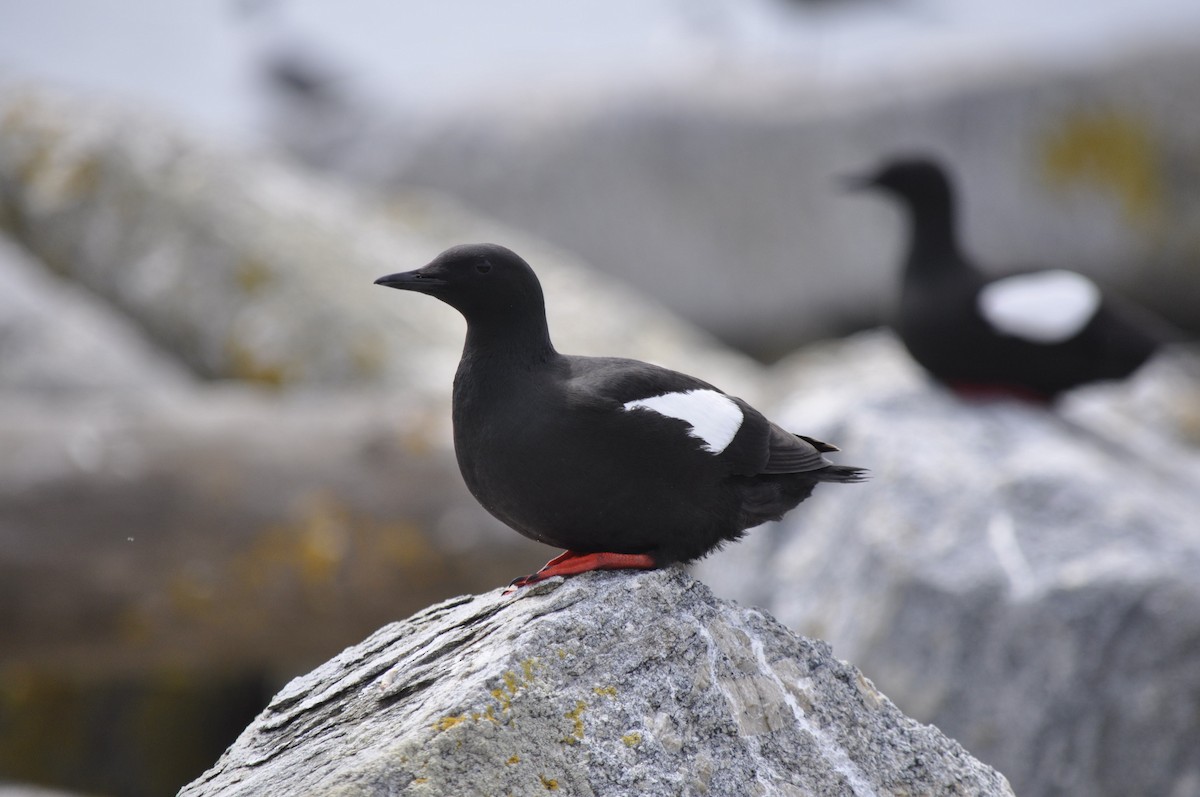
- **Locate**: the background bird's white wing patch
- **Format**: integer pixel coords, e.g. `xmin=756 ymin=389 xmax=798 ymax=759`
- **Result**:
xmin=977 ymin=270 xmax=1101 ymax=343
xmin=622 ymin=389 xmax=743 ymax=454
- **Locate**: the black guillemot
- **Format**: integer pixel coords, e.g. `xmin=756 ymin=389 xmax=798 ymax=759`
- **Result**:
xmin=848 ymin=156 xmax=1174 ymax=402
xmin=375 ymin=243 xmax=865 ymax=588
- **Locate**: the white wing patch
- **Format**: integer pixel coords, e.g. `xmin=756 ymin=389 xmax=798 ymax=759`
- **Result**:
xmin=978 ymin=270 xmax=1101 ymax=344
xmin=622 ymin=389 xmax=744 ymax=454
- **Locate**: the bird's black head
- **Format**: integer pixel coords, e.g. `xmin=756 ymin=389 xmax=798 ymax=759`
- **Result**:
xmin=375 ymin=242 xmax=548 ymax=331
xmin=844 ymin=156 xmax=953 ymax=203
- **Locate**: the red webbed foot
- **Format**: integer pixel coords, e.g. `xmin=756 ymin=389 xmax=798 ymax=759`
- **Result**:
xmin=505 ymin=550 xmax=658 ymax=592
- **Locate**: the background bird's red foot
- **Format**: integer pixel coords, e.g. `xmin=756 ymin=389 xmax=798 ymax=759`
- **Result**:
xmin=506 ymin=550 xmax=657 ymax=592
xmin=948 ymin=380 xmax=1052 ymax=404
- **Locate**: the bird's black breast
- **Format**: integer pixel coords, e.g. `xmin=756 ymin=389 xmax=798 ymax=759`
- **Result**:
xmin=449 ymin=355 xmax=750 ymax=557
xmin=897 ymin=275 xmax=987 ymax=377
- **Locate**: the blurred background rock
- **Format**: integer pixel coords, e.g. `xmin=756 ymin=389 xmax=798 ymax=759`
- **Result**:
xmin=697 ymin=331 xmax=1200 ymax=797
xmin=1 ymin=1 xmax=1198 ymax=796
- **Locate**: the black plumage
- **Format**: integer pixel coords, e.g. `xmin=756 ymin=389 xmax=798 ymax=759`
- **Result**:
xmin=375 ymin=243 xmax=864 ymax=586
xmin=849 ymin=156 xmax=1172 ymax=401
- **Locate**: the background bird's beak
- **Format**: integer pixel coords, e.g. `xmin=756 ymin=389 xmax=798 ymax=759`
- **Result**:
xmin=838 ymin=173 xmax=872 ymax=191
xmin=373 ymin=268 xmax=446 ymax=293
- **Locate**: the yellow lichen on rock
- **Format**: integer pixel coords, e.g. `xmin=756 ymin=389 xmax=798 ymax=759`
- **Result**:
xmin=1040 ymin=109 xmax=1164 ymax=229
xmin=224 ymin=337 xmax=292 ymax=388
xmin=489 ymin=658 xmax=541 ymax=713
xmin=234 ymin=257 xmax=274 ymax=294
xmin=433 ymin=714 xmax=466 ymax=732
xmin=562 ymin=700 xmax=587 ymax=744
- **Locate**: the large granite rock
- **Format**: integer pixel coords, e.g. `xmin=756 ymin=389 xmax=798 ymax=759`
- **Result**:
xmin=181 ymin=568 xmax=1013 ymax=797
xmin=696 ymin=331 xmax=1200 ymax=797
xmin=0 ymin=82 xmax=759 ymax=394
xmin=269 ymin=39 xmax=1200 ymax=356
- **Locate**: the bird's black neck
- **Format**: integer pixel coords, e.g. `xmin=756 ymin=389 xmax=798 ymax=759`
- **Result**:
xmin=461 ymin=312 xmax=557 ymax=370
xmin=899 ymin=185 xmax=970 ymax=282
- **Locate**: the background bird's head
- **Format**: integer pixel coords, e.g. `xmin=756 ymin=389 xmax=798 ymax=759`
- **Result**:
xmin=845 ymin=156 xmax=953 ymax=205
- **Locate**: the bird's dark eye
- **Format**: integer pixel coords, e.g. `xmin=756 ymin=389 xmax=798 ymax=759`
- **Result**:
xmin=476 ymin=262 xmax=492 ymax=274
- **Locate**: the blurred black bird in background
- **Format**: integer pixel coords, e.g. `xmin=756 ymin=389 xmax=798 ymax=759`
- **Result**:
xmin=847 ymin=156 xmax=1180 ymax=402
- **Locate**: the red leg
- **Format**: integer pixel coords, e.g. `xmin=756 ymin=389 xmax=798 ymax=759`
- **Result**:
xmin=507 ymin=550 xmax=658 ymax=591
xmin=539 ymin=550 xmax=581 ymax=569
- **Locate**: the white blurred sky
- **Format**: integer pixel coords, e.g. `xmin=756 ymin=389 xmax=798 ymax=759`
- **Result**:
xmin=1 ymin=0 xmax=1199 ymax=143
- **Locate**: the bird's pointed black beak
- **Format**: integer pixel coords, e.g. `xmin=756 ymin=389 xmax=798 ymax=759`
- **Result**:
xmin=373 ymin=268 xmax=447 ymax=293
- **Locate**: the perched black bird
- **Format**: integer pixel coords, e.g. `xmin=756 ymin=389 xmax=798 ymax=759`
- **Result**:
xmin=848 ymin=156 xmax=1173 ymax=402
xmin=375 ymin=244 xmax=865 ymax=587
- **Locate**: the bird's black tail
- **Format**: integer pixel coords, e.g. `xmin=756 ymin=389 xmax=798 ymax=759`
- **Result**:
xmin=816 ymin=465 xmax=869 ymax=483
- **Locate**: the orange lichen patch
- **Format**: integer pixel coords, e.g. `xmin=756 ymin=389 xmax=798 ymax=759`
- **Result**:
xmin=2 ymin=96 xmax=100 ymax=206
xmin=64 ymin=156 xmax=101 ymax=199
xmin=164 ymin=570 xmax=219 ymax=619
xmin=249 ymin=493 xmax=445 ymax=592
xmin=1040 ymin=109 xmax=1164 ymax=228
xmin=349 ymin=335 xmax=388 ymax=379
xmin=431 ymin=660 xmax=547 ymax=743
xmin=490 ymin=687 xmax=512 ymax=712
xmin=433 ymin=714 xmax=466 ymax=732
xmin=0 ymin=94 xmax=28 ymax=130
xmin=17 ymin=146 xmax=102 ymax=203
xmin=538 ymin=774 xmax=560 ymax=791
xmin=503 ymin=670 xmax=522 ymax=693
xmin=433 ymin=700 xmax=505 ymax=735
xmin=488 ymin=658 xmax=541 ymax=714
xmin=224 ymin=338 xmax=292 ymax=388
xmin=506 ymin=755 xmax=521 ymax=765
xmin=562 ymin=700 xmax=587 ymax=744
xmin=229 ymin=496 xmax=351 ymax=593
xmin=1180 ymin=401 xmax=1200 ymax=444
xmin=397 ymin=424 xmax=434 ymax=458
xmin=234 ymin=256 xmax=274 ymax=294
xmin=383 ymin=197 xmax=439 ymax=230
xmin=621 ymin=732 xmax=643 ymax=747
xmin=14 ymin=136 xmax=55 ymax=188
xmin=139 ymin=491 xmax=445 ymax=646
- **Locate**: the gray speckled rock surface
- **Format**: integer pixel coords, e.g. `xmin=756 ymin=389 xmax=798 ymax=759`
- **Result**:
xmin=180 ymin=569 xmax=1012 ymax=797
xmin=697 ymin=330 xmax=1200 ymax=797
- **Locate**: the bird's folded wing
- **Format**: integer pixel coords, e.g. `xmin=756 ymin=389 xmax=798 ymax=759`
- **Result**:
xmin=758 ymin=423 xmax=833 ymax=474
